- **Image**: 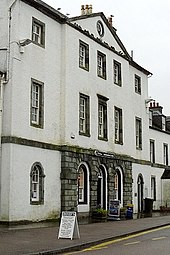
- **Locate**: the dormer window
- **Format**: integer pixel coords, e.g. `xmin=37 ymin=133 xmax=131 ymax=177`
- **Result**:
xmin=149 ymin=110 xmax=152 ymax=127
xmin=162 ymin=116 xmax=166 ymax=131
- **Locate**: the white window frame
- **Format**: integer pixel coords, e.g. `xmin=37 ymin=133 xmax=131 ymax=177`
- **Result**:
xmin=150 ymin=140 xmax=155 ymax=163
xmin=30 ymin=163 xmax=45 ymax=204
xmin=32 ymin=17 xmax=45 ymax=47
xmin=31 ymin=79 xmax=44 ymax=128
xmin=77 ymin=163 xmax=90 ymax=213
xmin=97 ymin=51 xmax=106 ymax=79
xmin=98 ymin=104 xmax=104 ymax=138
xmin=31 ymin=83 xmax=40 ymax=125
xmin=115 ymin=109 xmax=120 ymax=142
xmin=135 ymin=74 xmax=141 ymax=94
xmin=163 ymin=143 xmax=168 ymax=165
xmin=79 ymin=93 xmax=90 ymax=136
xmin=31 ymin=165 xmax=40 ymax=202
xmin=136 ymin=118 xmax=142 ymax=149
xmin=33 ymin=23 xmax=42 ymax=44
xmin=79 ymin=40 xmax=89 ymax=71
xmin=79 ymin=97 xmax=86 ymax=133
xmin=97 ymin=55 xmax=103 ymax=77
xmin=79 ymin=44 xmax=86 ymax=68
xmin=78 ymin=168 xmax=84 ymax=203
xmin=114 ymin=60 xmax=121 ymax=86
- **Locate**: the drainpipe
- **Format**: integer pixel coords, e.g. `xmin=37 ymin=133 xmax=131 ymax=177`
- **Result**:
xmin=5 ymin=0 xmax=18 ymax=82
xmin=0 ymin=74 xmax=5 ymax=148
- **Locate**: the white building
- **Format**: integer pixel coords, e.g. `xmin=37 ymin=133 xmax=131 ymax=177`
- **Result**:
xmin=0 ymin=0 xmax=169 ymax=224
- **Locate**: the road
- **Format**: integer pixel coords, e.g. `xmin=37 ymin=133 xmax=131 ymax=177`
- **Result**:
xmin=63 ymin=225 xmax=170 ymax=255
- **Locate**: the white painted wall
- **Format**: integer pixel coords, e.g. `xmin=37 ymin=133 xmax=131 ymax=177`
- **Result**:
xmin=132 ymin=163 xmax=164 ymax=213
xmin=0 ymin=143 xmax=61 ymax=222
xmin=3 ymin=1 xmax=63 ymax=144
xmin=61 ymin=24 xmax=150 ymax=161
xmin=149 ymin=128 xmax=170 ymax=165
xmin=0 ymin=0 xmax=63 ymax=222
xmin=1 ymin=0 xmax=166 ymax=222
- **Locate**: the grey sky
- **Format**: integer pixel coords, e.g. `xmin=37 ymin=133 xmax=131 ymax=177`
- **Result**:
xmin=44 ymin=0 xmax=170 ymax=115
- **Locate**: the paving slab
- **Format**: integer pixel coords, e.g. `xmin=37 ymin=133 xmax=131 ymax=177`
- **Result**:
xmin=0 ymin=215 xmax=170 ymax=255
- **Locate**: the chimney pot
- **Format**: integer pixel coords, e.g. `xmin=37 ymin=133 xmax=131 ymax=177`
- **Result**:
xmin=85 ymin=4 xmax=89 ymax=14
xmin=81 ymin=5 xmax=85 ymax=15
xmin=89 ymin=4 xmax=92 ymax=14
xmin=150 ymin=102 xmax=152 ymax=108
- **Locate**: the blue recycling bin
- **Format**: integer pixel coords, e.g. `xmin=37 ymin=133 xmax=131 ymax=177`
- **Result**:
xmin=126 ymin=205 xmax=133 ymax=219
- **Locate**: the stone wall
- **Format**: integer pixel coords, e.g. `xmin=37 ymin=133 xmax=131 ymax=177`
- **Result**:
xmin=60 ymin=149 xmax=132 ymax=212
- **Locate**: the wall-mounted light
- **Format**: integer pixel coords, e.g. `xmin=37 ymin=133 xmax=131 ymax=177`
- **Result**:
xmin=19 ymin=39 xmax=32 ymax=46
xmin=19 ymin=39 xmax=32 ymax=54
xmin=70 ymin=132 xmax=75 ymax=139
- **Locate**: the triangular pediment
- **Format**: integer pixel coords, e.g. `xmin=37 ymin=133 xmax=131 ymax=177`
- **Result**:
xmin=69 ymin=12 xmax=130 ymax=59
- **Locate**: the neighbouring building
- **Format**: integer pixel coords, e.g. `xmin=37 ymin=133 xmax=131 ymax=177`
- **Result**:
xmin=0 ymin=0 xmax=170 ymax=224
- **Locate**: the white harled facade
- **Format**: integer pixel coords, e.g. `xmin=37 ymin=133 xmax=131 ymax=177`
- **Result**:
xmin=0 ymin=0 xmax=170 ymax=223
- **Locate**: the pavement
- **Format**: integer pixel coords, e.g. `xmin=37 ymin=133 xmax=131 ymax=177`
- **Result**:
xmin=0 ymin=214 xmax=170 ymax=255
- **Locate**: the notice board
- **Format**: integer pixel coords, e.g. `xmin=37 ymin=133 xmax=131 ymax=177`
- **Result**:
xmin=108 ymin=199 xmax=120 ymax=218
xmin=58 ymin=211 xmax=80 ymax=240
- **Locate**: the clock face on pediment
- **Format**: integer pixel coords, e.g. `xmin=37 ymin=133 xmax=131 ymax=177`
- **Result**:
xmin=96 ymin=20 xmax=104 ymax=37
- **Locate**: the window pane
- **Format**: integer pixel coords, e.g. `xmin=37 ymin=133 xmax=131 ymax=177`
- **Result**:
xmin=79 ymin=45 xmax=85 ymax=67
xmin=31 ymin=84 xmax=40 ymax=124
xmin=136 ymin=118 xmax=142 ymax=149
xmin=78 ymin=168 xmax=84 ymax=202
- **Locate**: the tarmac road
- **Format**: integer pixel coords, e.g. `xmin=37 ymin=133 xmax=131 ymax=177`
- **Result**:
xmin=63 ymin=225 xmax=170 ymax=255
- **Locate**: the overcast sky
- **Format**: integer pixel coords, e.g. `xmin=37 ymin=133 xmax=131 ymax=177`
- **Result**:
xmin=44 ymin=0 xmax=170 ymax=115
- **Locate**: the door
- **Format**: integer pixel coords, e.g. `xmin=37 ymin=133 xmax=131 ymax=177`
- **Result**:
xmin=97 ymin=165 xmax=107 ymax=209
xmin=137 ymin=174 xmax=144 ymax=213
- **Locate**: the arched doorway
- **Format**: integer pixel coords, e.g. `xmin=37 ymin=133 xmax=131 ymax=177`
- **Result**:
xmin=77 ymin=163 xmax=89 ymax=213
xmin=137 ymin=174 xmax=144 ymax=214
xmin=114 ymin=167 xmax=123 ymax=207
xmin=97 ymin=165 xmax=107 ymax=209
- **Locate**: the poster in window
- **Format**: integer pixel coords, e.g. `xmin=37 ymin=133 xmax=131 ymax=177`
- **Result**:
xmin=108 ymin=199 xmax=120 ymax=218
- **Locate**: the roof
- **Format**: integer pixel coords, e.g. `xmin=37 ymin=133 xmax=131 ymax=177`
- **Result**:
xmin=21 ymin=0 xmax=67 ymax=23
xmin=161 ymin=167 xmax=170 ymax=179
xmin=21 ymin=1 xmax=152 ymax=76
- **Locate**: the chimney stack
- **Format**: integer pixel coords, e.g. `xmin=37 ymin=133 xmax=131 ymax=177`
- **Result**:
xmin=108 ymin=16 xmax=112 ymax=27
xmin=81 ymin=4 xmax=93 ymax=15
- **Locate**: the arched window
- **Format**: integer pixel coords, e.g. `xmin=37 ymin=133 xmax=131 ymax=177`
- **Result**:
xmin=30 ymin=162 xmax=45 ymax=204
xmin=78 ymin=164 xmax=87 ymax=204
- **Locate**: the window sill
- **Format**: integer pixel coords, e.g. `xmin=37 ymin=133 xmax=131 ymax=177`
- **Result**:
xmin=135 ymin=91 xmax=141 ymax=95
xmin=32 ymin=41 xmax=45 ymax=49
xmin=98 ymin=74 xmax=106 ymax=80
xmin=31 ymin=123 xmax=44 ymax=129
xmin=114 ymin=82 xmax=122 ymax=87
xmin=115 ymin=141 xmax=123 ymax=145
xmin=98 ymin=137 xmax=108 ymax=141
xmin=136 ymin=147 xmax=142 ymax=150
xmin=79 ymin=132 xmax=90 ymax=137
xmin=30 ymin=201 xmax=44 ymax=205
xmin=79 ymin=66 xmax=89 ymax=72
